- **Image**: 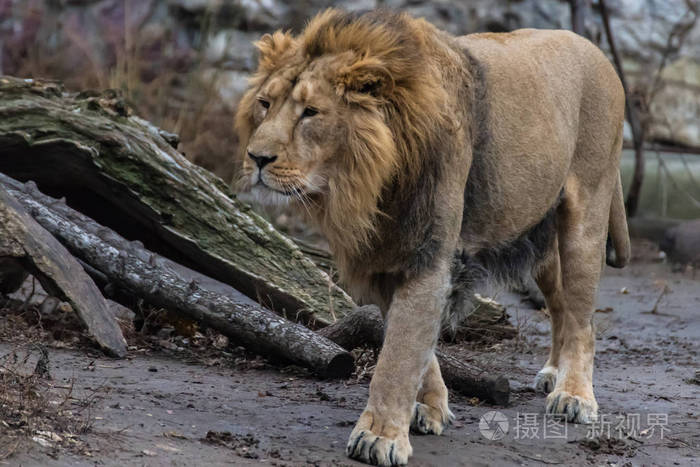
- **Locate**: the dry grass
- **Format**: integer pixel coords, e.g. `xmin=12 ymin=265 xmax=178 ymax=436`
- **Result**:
xmin=0 ymin=343 xmax=96 ymax=459
xmin=6 ymin=1 xmax=240 ymax=182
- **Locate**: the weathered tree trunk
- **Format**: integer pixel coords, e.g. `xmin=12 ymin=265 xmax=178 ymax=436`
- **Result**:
xmin=437 ymin=351 xmax=510 ymax=406
xmin=0 ymin=184 xmax=127 ymax=357
xmin=3 ymin=173 xmax=511 ymax=396
xmin=599 ymin=0 xmax=645 ymax=217
xmin=1 ymin=174 xmax=354 ymax=378
xmin=569 ymin=0 xmax=591 ymax=37
xmin=0 ymin=76 xmax=353 ymax=326
xmin=319 ymin=306 xmax=510 ymax=405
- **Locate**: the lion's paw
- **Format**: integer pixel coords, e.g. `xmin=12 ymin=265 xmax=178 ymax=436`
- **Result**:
xmin=410 ymin=402 xmax=454 ymax=435
xmin=546 ymin=390 xmax=598 ymax=424
xmin=346 ymin=428 xmax=411 ymax=466
xmin=534 ymin=366 xmax=557 ymax=394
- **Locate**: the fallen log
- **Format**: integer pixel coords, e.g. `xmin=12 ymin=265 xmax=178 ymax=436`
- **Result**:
xmin=0 ymin=174 xmax=353 ymax=378
xmin=0 ymin=184 xmax=126 ymax=357
xmin=3 ymin=171 xmax=508 ymax=398
xmin=0 ymin=76 xmax=353 ymax=326
xmin=319 ymin=306 xmax=510 ymax=405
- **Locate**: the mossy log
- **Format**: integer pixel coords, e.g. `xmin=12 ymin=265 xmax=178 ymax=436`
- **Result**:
xmin=0 ymin=184 xmax=127 ymax=357
xmin=1 ymin=174 xmax=353 ymax=378
xmin=0 ymin=76 xmax=353 ymax=326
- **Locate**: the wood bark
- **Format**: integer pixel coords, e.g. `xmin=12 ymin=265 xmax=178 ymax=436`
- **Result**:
xmin=0 ymin=184 xmax=127 ymax=357
xmin=599 ymin=0 xmax=646 ymax=216
xmin=0 ymin=174 xmax=354 ymax=378
xmin=569 ymin=0 xmax=591 ymax=37
xmin=319 ymin=306 xmax=510 ymax=405
xmin=0 ymin=76 xmax=353 ymax=326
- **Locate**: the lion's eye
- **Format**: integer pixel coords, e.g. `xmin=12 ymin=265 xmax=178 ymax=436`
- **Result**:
xmin=301 ymin=107 xmax=318 ymax=118
xmin=258 ymin=99 xmax=270 ymax=109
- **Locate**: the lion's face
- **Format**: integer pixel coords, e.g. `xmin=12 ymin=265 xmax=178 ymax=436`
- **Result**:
xmin=234 ymin=10 xmax=449 ymax=261
xmin=237 ymin=55 xmax=350 ymax=204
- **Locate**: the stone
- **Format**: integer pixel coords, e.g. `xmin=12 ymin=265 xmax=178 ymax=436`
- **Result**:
xmin=662 ymin=219 xmax=700 ymax=265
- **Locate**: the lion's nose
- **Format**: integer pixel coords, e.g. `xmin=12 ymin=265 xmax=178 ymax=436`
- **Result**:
xmin=247 ymin=151 xmax=278 ymax=169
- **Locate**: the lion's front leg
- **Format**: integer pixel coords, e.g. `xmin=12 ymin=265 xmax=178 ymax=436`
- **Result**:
xmin=347 ymin=263 xmax=449 ymax=466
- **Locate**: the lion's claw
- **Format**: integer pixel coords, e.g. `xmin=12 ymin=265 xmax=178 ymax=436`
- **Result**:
xmin=534 ymin=366 xmax=558 ymax=394
xmin=346 ymin=429 xmax=410 ymax=466
xmin=546 ymin=390 xmax=598 ymax=424
xmin=410 ymin=402 xmax=454 ymax=435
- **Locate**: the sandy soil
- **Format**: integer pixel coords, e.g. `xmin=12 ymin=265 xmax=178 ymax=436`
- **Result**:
xmin=3 ymin=254 xmax=699 ymax=466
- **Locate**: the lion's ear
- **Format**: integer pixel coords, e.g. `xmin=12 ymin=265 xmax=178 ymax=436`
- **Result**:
xmin=335 ymin=56 xmax=395 ymax=100
xmin=255 ymin=31 xmax=297 ymax=72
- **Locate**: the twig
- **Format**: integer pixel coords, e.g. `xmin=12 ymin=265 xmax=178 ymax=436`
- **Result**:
xmin=647 ymin=284 xmax=669 ymax=314
xmin=519 ymin=453 xmax=563 ymax=465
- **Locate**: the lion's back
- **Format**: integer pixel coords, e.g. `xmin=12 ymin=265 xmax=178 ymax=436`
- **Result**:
xmin=458 ymin=28 xmax=623 ymax=119
xmin=455 ymin=29 xmax=625 ymax=246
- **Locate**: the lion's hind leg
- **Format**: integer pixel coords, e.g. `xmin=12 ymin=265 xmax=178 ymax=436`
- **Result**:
xmin=411 ymin=354 xmax=454 ymax=435
xmin=537 ymin=176 xmax=612 ymax=424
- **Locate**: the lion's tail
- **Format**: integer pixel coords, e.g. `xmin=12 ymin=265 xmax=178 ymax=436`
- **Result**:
xmin=605 ymin=172 xmax=631 ymax=268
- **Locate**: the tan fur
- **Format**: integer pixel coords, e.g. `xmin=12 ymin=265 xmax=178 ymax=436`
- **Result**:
xmin=234 ymin=10 xmax=630 ymax=466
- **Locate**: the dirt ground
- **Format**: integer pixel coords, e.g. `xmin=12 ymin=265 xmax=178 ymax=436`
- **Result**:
xmin=1 ymin=243 xmax=699 ymax=466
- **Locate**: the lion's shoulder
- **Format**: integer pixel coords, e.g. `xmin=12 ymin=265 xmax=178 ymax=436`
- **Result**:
xmin=458 ymin=28 xmax=608 ymax=71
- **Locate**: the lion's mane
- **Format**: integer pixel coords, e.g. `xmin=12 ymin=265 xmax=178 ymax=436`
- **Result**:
xmin=235 ymin=10 xmax=468 ymax=280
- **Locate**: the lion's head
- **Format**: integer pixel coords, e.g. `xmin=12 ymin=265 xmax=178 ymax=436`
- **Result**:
xmin=235 ymin=9 xmax=452 ymax=272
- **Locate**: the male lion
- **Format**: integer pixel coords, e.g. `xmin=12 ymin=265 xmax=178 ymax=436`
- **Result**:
xmin=235 ymin=9 xmax=630 ymax=466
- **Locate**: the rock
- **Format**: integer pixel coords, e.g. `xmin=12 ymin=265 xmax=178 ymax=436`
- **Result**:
xmin=204 ymin=30 xmax=259 ymax=70
xmin=39 ymin=296 xmax=61 ymax=315
xmin=108 ymin=300 xmax=136 ymax=322
xmin=2 ymin=0 xmax=700 ymax=151
xmin=649 ymin=61 xmax=700 ymax=147
xmin=199 ymin=68 xmax=252 ymax=108
xmin=661 ymin=219 xmax=700 ymax=266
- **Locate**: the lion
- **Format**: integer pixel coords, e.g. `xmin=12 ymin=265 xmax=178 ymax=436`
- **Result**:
xmin=234 ymin=9 xmax=631 ymax=466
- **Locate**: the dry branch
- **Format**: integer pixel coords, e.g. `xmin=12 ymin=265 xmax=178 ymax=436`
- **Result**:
xmin=0 ymin=174 xmax=353 ymax=378
xmin=0 ymin=184 xmax=127 ymax=357
xmin=0 ymin=76 xmax=353 ymax=326
xmin=319 ymin=306 xmax=510 ymax=405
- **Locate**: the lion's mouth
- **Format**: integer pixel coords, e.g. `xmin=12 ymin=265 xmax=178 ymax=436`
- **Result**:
xmin=255 ymin=176 xmax=303 ymax=197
